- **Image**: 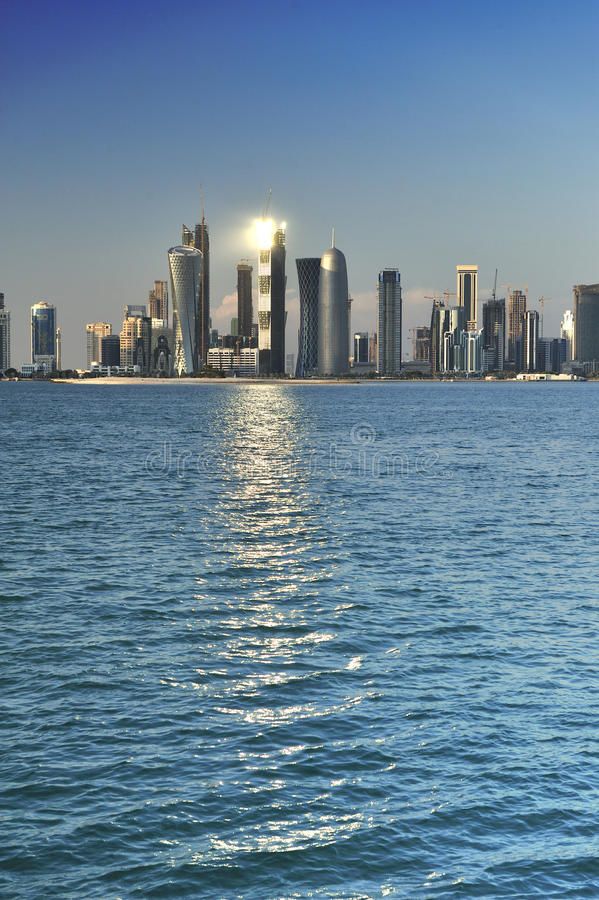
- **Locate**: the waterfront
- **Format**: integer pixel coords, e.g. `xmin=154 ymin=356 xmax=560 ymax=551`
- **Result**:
xmin=2 ymin=381 xmax=599 ymax=898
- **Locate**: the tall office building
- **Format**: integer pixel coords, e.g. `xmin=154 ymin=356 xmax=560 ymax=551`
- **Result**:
xmin=31 ymin=301 xmax=57 ymax=370
xmin=430 ymin=303 xmax=466 ymax=374
xmin=523 ymin=310 xmax=539 ymax=372
xmin=237 ymin=261 xmax=253 ymax=338
xmin=295 ymin=257 xmax=320 ymax=377
xmin=182 ymin=215 xmax=210 ymax=365
xmin=412 ymin=326 xmax=430 ymax=363
xmin=0 ymin=293 xmax=11 ymax=371
xmin=318 ymin=243 xmax=349 ymax=376
xmin=55 ymin=328 xmax=62 ymax=370
xmin=457 ymin=265 xmax=479 ymax=330
xmin=560 ymin=310 xmax=574 ymax=361
xmin=148 ymin=281 xmax=168 ymax=323
xmin=86 ymin=322 xmax=112 ymax=369
xmin=508 ymin=289 xmax=527 ymax=364
xmin=573 ymin=284 xmax=599 ymax=362
xmin=354 ymin=332 xmax=369 ymax=364
xmin=256 ymin=218 xmax=286 ymax=375
xmin=101 ymin=334 xmax=120 ymax=366
xmin=168 ymin=245 xmax=202 ymax=375
xmin=377 ymin=269 xmax=402 ymax=375
xmin=482 ymin=298 xmax=506 ymax=371
xmin=120 ymin=315 xmax=152 ymax=371
xmin=538 ymin=337 xmax=567 ymax=374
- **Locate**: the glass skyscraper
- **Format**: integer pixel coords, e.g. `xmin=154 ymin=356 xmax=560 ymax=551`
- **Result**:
xmin=31 ymin=301 xmax=57 ymax=369
xmin=377 ymin=269 xmax=402 ymax=375
xmin=257 ymin=220 xmax=286 ymax=375
xmin=237 ymin=262 xmax=253 ymax=339
xmin=0 ymin=293 xmax=10 ymax=371
xmin=295 ymin=257 xmax=320 ymax=377
xmin=168 ymin=245 xmax=203 ymax=375
xmin=318 ymin=245 xmax=349 ymax=376
xmin=457 ymin=265 xmax=479 ymax=331
xmin=573 ymin=284 xmax=599 ymax=363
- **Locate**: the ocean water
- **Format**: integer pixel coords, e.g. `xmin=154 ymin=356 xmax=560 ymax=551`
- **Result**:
xmin=2 ymin=381 xmax=599 ymax=899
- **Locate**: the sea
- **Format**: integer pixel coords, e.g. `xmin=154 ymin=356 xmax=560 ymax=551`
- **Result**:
xmin=2 ymin=380 xmax=599 ymax=899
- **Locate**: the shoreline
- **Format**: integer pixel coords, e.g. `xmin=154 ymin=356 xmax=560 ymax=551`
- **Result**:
xmin=40 ymin=376 xmax=589 ymax=386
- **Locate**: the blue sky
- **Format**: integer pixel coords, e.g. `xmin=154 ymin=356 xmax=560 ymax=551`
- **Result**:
xmin=2 ymin=0 xmax=598 ymax=367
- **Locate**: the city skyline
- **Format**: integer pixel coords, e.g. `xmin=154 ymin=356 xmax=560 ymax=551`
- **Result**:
xmin=2 ymin=1 xmax=598 ymax=368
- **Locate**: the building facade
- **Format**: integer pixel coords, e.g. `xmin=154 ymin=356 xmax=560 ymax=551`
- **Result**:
xmin=523 ymin=309 xmax=540 ymax=372
xmin=377 ymin=269 xmax=402 ymax=375
xmin=183 ymin=217 xmax=210 ymax=365
xmin=482 ymin=298 xmax=506 ymax=372
xmin=120 ymin=315 xmax=152 ymax=372
xmin=86 ymin=322 xmax=112 ymax=369
xmin=101 ymin=334 xmax=120 ymax=366
xmin=237 ymin=262 xmax=253 ymax=338
xmin=148 ymin=281 xmax=168 ymax=322
xmin=0 ymin=293 xmax=10 ymax=371
xmin=573 ymin=284 xmax=599 ymax=363
xmin=257 ymin=219 xmax=286 ymax=375
xmin=318 ymin=245 xmax=349 ymax=376
xmin=412 ymin=326 xmax=430 ymax=364
xmin=354 ymin=332 xmax=369 ymax=364
xmin=457 ymin=265 xmax=479 ymax=330
xmin=508 ymin=289 xmax=527 ymax=365
xmin=295 ymin=257 xmax=320 ymax=377
xmin=168 ymin=245 xmax=202 ymax=375
xmin=207 ymin=347 xmax=259 ymax=376
xmin=560 ymin=310 xmax=574 ymax=361
xmin=31 ymin=301 xmax=57 ymax=369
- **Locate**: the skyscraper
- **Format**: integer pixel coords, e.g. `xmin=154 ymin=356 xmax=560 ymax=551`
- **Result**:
xmin=148 ymin=281 xmax=168 ymax=322
xmin=55 ymin=328 xmax=62 ymax=371
xmin=354 ymin=332 xmax=369 ymax=364
xmin=237 ymin=261 xmax=253 ymax=338
xmin=256 ymin=218 xmax=286 ymax=375
xmin=182 ymin=215 xmax=210 ymax=365
xmin=295 ymin=257 xmax=320 ymax=377
xmin=318 ymin=243 xmax=349 ymax=376
xmin=120 ymin=315 xmax=151 ymax=371
xmin=508 ymin=289 xmax=527 ymax=364
xmin=523 ymin=309 xmax=539 ymax=372
xmin=457 ymin=265 xmax=479 ymax=330
xmin=482 ymin=298 xmax=506 ymax=371
xmin=101 ymin=334 xmax=120 ymax=366
xmin=412 ymin=326 xmax=430 ymax=364
xmin=560 ymin=310 xmax=574 ymax=361
xmin=86 ymin=322 xmax=112 ymax=369
xmin=0 ymin=293 xmax=11 ymax=371
xmin=168 ymin=245 xmax=202 ymax=375
xmin=31 ymin=301 xmax=57 ymax=370
xmin=573 ymin=284 xmax=599 ymax=363
xmin=377 ymin=269 xmax=402 ymax=375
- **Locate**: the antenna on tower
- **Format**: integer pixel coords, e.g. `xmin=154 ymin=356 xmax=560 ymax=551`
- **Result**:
xmin=332 ymin=227 xmax=335 ymax=248
xmin=200 ymin=184 xmax=205 ymax=222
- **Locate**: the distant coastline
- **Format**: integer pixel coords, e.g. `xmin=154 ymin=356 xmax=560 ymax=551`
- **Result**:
xmin=41 ymin=376 xmax=589 ymax=386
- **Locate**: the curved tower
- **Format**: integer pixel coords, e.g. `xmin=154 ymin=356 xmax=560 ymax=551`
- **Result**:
xmin=295 ymin=258 xmax=320 ymax=377
xmin=168 ymin=245 xmax=202 ymax=375
xmin=318 ymin=246 xmax=349 ymax=376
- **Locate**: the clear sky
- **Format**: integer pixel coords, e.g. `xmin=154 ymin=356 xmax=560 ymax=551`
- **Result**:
xmin=2 ymin=0 xmax=598 ymax=368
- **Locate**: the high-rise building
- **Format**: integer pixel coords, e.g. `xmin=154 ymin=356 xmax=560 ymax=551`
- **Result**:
xmin=237 ymin=261 xmax=253 ymax=339
xmin=369 ymin=332 xmax=378 ymax=366
xmin=508 ymin=289 xmax=527 ymax=364
xmin=457 ymin=265 xmax=479 ymax=330
xmin=412 ymin=326 xmax=430 ymax=363
xmin=523 ymin=310 xmax=540 ymax=372
xmin=573 ymin=284 xmax=599 ymax=363
xmin=148 ymin=281 xmax=168 ymax=322
xmin=168 ymin=245 xmax=202 ymax=375
xmin=182 ymin=215 xmax=210 ymax=365
xmin=560 ymin=310 xmax=574 ymax=361
xmin=482 ymin=298 xmax=506 ymax=372
xmin=538 ymin=337 xmax=567 ymax=374
xmin=318 ymin=243 xmax=349 ymax=376
xmin=430 ymin=303 xmax=466 ymax=374
xmin=31 ymin=301 xmax=57 ymax=370
xmin=120 ymin=315 xmax=151 ymax=371
xmin=295 ymin=257 xmax=320 ymax=377
xmin=101 ymin=335 xmax=120 ymax=366
xmin=256 ymin=219 xmax=286 ymax=375
xmin=0 ymin=293 xmax=11 ymax=371
xmin=86 ymin=322 xmax=112 ymax=369
xmin=285 ymin=353 xmax=295 ymax=376
xmin=377 ymin=269 xmax=402 ymax=375
xmin=55 ymin=328 xmax=62 ymax=370
xmin=354 ymin=332 xmax=369 ymax=364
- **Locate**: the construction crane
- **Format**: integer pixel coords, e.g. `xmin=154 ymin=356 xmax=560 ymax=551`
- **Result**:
xmin=262 ymin=187 xmax=272 ymax=219
xmin=492 ymin=269 xmax=498 ymax=302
